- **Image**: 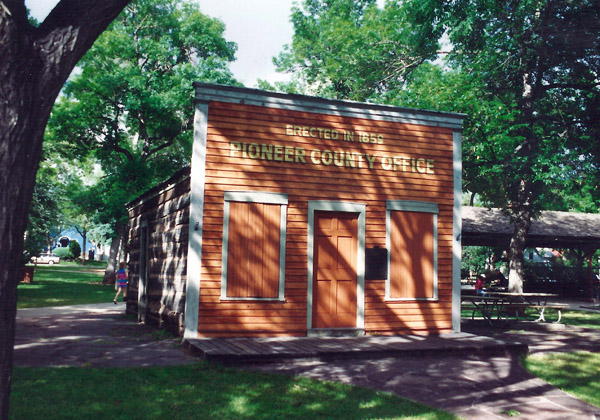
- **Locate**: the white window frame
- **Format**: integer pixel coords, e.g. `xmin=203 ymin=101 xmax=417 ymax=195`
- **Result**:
xmin=385 ymin=200 xmax=439 ymax=301
xmin=220 ymin=191 xmax=288 ymax=301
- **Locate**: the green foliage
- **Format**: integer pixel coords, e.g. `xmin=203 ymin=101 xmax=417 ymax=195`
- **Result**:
xmin=46 ymin=0 xmax=240 ymax=237
xmin=51 ymin=247 xmax=72 ymax=260
xmin=23 ymin=167 xmax=63 ymax=264
xmin=69 ymin=240 xmax=81 ymax=259
xmin=525 ymin=352 xmax=600 ymax=408
xmin=461 ymin=247 xmax=490 ymax=277
xmin=278 ymin=0 xmax=600 ymax=214
xmin=10 ymin=363 xmax=457 ymax=419
xmin=422 ymin=0 xmax=600 ymax=212
xmin=17 ymin=264 xmax=113 ymax=308
xmin=275 ymin=0 xmax=442 ymax=101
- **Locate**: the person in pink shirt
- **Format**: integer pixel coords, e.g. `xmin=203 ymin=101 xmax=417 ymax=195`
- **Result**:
xmin=113 ymin=262 xmax=128 ymax=304
xmin=474 ymin=274 xmax=486 ymax=296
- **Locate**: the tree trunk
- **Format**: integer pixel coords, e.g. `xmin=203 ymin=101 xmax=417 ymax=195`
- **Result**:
xmin=507 ymin=181 xmax=534 ymax=294
xmin=103 ymin=236 xmax=121 ymax=285
xmin=82 ymin=230 xmax=88 ymax=266
xmin=0 ymin=2 xmax=131 ymax=416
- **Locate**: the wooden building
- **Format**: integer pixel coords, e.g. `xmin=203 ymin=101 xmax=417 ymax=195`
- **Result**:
xmin=126 ymin=83 xmax=464 ymax=338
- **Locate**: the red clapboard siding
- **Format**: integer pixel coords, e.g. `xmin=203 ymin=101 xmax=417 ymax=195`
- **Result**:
xmin=197 ymin=99 xmax=456 ymax=337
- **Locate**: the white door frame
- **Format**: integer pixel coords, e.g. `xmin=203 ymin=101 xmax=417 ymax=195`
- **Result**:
xmin=306 ymin=201 xmax=366 ymax=330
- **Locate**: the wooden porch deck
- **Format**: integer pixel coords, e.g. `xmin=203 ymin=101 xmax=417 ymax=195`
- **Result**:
xmin=183 ymin=332 xmax=527 ymax=365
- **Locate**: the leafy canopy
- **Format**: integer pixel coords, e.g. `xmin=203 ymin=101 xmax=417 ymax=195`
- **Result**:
xmin=274 ymin=0 xmax=442 ymax=101
xmin=46 ymin=0 xmax=239 ymax=235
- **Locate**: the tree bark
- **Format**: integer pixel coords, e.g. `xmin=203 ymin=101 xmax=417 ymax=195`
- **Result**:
xmin=103 ymin=236 xmax=121 ymax=285
xmin=507 ymin=194 xmax=533 ymax=294
xmin=0 ymin=1 xmax=130 ymax=416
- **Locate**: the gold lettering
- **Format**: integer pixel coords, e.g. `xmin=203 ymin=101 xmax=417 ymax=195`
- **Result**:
xmin=365 ymin=154 xmax=376 ymax=169
xmin=321 ymin=150 xmax=333 ymax=166
xmin=354 ymin=153 xmax=363 ymax=168
xmin=427 ymin=159 xmax=435 ymax=174
xmin=230 ymin=141 xmax=241 ymax=157
xmin=345 ymin=153 xmax=356 ymax=168
xmin=286 ymin=125 xmax=293 ymax=136
xmin=273 ymin=145 xmax=283 ymax=161
xmin=402 ymin=157 xmax=410 ymax=172
xmin=295 ymin=147 xmax=306 ymax=163
xmin=309 ymin=127 xmax=317 ymax=138
xmin=333 ymin=151 xmax=344 ymax=167
xmin=284 ymin=146 xmax=294 ymax=162
xmin=310 ymin=149 xmax=320 ymax=164
xmin=248 ymin=143 xmax=260 ymax=159
xmin=261 ymin=144 xmax=272 ymax=160
xmin=416 ymin=158 xmax=426 ymax=174
xmin=381 ymin=156 xmax=392 ymax=170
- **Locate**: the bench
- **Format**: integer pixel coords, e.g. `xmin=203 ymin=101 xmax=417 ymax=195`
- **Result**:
xmin=462 ymin=300 xmax=569 ymax=324
xmin=503 ymin=303 xmax=569 ymax=323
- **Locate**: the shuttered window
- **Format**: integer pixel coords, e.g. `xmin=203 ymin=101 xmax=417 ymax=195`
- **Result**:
xmin=386 ymin=201 xmax=438 ymax=300
xmin=221 ymin=192 xmax=287 ymax=300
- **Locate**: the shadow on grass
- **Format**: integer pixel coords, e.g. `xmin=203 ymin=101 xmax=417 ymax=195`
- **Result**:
xmin=11 ymin=363 xmax=457 ymax=420
xmin=524 ymin=352 xmax=600 ymax=408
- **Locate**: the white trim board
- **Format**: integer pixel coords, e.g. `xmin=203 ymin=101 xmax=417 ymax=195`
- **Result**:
xmin=220 ymin=191 xmax=288 ymax=302
xmin=184 ymin=102 xmax=209 ymax=339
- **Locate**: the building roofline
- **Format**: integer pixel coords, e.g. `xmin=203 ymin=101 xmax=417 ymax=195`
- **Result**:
xmin=126 ymin=166 xmax=191 ymax=210
xmin=193 ymin=82 xmax=466 ymax=131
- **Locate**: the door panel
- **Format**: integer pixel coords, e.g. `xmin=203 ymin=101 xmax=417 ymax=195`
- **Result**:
xmin=313 ymin=212 xmax=358 ymax=328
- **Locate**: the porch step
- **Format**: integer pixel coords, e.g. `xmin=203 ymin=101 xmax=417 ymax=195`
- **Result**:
xmin=183 ymin=333 xmax=528 ymax=365
xmin=307 ymin=328 xmax=365 ymax=337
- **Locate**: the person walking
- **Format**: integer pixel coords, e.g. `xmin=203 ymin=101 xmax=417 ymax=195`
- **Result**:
xmin=113 ymin=262 xmax=128 ymax=304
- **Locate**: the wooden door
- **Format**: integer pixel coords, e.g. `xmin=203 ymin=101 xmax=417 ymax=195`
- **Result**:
xmin=312 ymin=212 xmax=358 ymax=328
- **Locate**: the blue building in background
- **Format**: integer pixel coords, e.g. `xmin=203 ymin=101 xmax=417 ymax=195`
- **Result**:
xmin=54 ymin=227 xmax=99 ymax=260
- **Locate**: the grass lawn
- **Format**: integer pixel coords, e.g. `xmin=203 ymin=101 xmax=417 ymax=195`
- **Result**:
xmin=524 ymin=352 xmax=600 ymax=408
xmin=18 ymin=263 xmax=114 ymax=308
xmin=13 ymin=264 xmax=458 ymax=420
xmin=10 ymin=363 xmax=458 ymax=420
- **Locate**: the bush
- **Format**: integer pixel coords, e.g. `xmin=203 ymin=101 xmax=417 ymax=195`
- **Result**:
xmin=52 ymin=247 xmax=72 ymax=259
xmin=69 ymin=241 xmax=81 ymax=259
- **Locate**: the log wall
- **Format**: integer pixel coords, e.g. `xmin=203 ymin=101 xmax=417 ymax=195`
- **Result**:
xmin=127 ymin=169 xmax=191 ymax=335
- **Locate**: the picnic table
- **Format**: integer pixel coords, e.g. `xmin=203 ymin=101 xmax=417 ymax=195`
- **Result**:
xmin=461 ymin=295 xmax=511 ymax=327
xmin=486 ymin=292 xmax=567 ymax=322
xmin=461 ymin=291 xmax=567 ymax=326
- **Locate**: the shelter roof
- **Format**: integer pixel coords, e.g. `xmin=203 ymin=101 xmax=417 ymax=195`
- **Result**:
xmin=462 ymin=206 xmax=600 ymax=250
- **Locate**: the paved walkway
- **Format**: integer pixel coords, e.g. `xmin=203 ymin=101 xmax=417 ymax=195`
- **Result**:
xmin=13 ymin=302 xmax=600 ymax=419
xmin=239 ymin=323 xmax=600 ymax=420
xmin=14 ymin=303 xmax=196 ymax=367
